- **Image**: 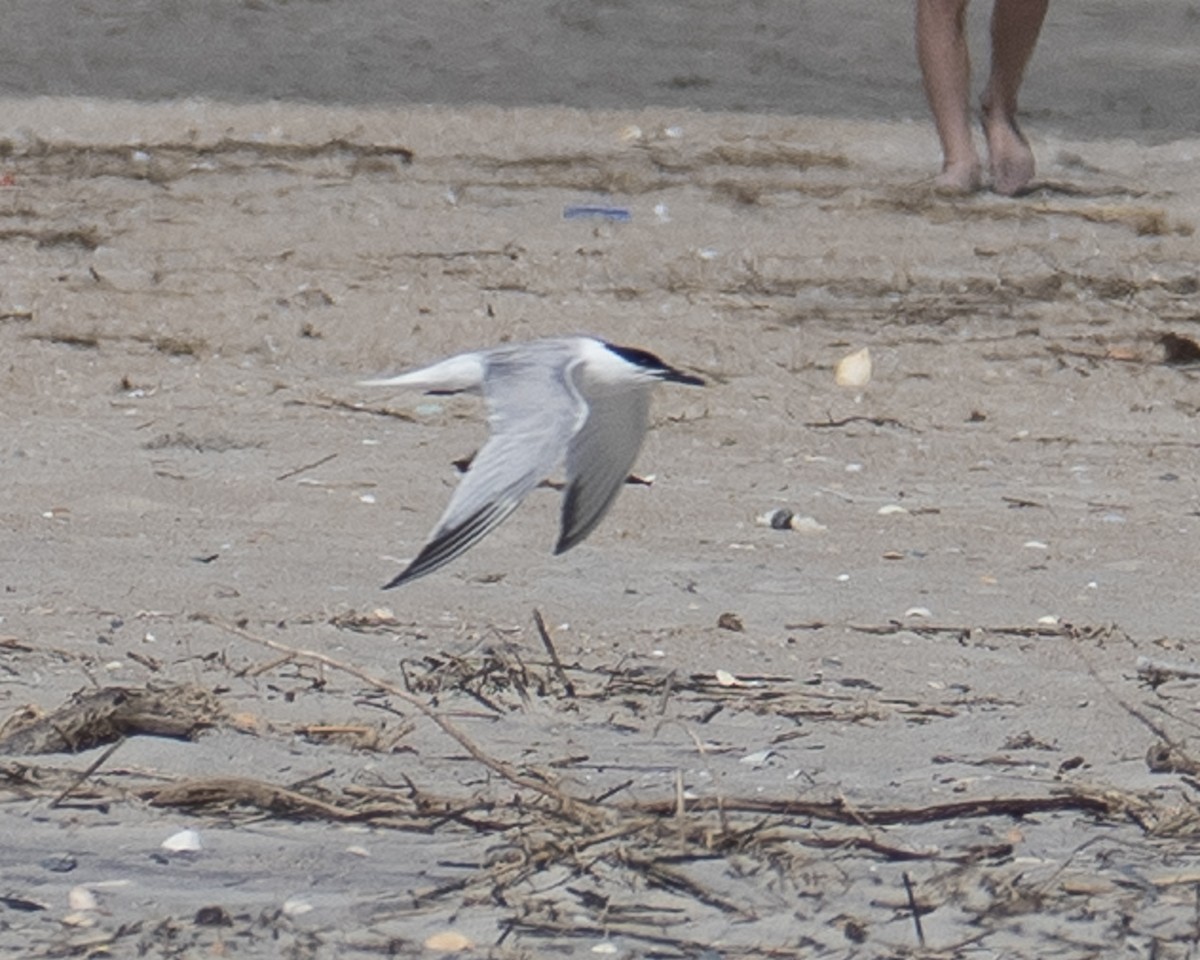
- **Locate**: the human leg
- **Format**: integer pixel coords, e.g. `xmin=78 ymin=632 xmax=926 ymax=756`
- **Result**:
xmin=981 ymin=0 xmax=1049 ymax=195
xmin=915 ymin=0 xmax=982 ymax=192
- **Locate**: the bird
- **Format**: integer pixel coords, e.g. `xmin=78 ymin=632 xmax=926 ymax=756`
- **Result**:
xmin=360 ymin=336 xmax=704 ymax=588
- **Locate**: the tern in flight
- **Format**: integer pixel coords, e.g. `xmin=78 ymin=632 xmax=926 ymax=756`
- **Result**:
xmin=360 ymin=336 xmax=704 ymax=587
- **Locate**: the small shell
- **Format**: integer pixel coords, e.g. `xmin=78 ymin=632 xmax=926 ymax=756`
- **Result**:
xmin=756 ymin=508 xmax=825 ymax=533
xmin=424 ymin=931 xmax=475 ymax=952
xmin=878 ymin=504 xmax=909 ymax=515
xmin=161 ymin=829 xmax=202 ymax=853
xmin=67 ymin=887 xmax=97 ymax=911
xmin=834 ymin=347 xmax=872 ymax=387
xmin=756 ymin=508 xmax=795 ymax=530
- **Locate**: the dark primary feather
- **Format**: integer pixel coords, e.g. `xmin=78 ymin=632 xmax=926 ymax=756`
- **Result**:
xmin=384 ymin=499 xmax=519 ymax=588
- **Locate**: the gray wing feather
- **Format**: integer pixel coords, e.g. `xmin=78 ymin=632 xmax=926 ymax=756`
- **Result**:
xmin=555 ymin=383 xmax=651 ymax=554
xmin=385 ymin=350 xmax=584 ymax=587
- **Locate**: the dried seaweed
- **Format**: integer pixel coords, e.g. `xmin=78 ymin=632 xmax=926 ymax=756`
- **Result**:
xmin=0 ymin=683 xmax=222 ymax=755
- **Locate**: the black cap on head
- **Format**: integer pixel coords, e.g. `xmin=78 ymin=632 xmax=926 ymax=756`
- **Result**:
xmin=603 ymin=341 xmax=704 ymax=385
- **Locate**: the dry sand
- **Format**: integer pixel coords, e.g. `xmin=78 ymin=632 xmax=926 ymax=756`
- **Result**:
xmin=3 ymin=3 xmax=1200 ymax=958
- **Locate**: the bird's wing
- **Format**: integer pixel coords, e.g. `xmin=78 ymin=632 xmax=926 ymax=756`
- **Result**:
xmin=555 ymin=381 xmax=652 ymax=554
xmin=385 ymin=352 xmax=583 ymax=587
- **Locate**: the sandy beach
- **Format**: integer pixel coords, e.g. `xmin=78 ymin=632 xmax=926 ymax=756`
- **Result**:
xmin=3 ymin=3 xmax=1200 ymax=957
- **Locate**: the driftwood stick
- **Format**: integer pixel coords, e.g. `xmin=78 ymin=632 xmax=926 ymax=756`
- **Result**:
xmin=903 ymin=871 xmax=926 ymax=948
xmin=532 ymin=608 xmax=575 ymax=698
xmin=49 ymin=738 xmax=126 ymax=808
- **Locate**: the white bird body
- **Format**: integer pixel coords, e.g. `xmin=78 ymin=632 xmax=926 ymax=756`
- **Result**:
xmin=361 ymin=336 xmax=703 ymax=588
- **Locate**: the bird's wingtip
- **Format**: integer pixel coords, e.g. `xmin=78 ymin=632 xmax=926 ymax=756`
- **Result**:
xmin=553 ymin=531 xmax=583 ymax=556
xmin=382 ymin=562 xmax=420 ymax=589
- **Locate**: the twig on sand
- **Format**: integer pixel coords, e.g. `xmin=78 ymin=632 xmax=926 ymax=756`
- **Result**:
xmin=902 ymin=871 xmax=926 ymax=948
xmin=805 ymin=414 xmax=912 ymax=431
xmin=532 ymin=608 xmax=575 ymax=698
xmin=624 ymin=789 xmax=1141 ymax=826
xmin=275 ymin=452 xmax=337 ymax=481
xmin=286 ymin=396 xmax=416 ymax=421
xmin=620 ymin=849 xmax=753 ymax=917
xmin=50 ymin=738 xmax=125 ymax=808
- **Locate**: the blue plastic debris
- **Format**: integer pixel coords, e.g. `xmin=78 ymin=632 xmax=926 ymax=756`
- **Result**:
xmin=562 ymin=205 xmax=632 ymax=222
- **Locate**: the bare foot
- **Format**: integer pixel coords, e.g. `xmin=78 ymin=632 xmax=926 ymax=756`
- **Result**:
xmin=981 ymin=104 xmax=1035 ymax=196
xmin=932 ymin=159 xmax=983 ymax=195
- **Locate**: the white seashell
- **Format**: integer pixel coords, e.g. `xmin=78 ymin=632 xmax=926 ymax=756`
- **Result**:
xmin=67 ymin=887 xmax=97 ymax=911
xmin=834 ymin=347 xmax=872 ymax=387
xmin=592 ymin=943 xmax=619 ymax=955
xmin=740 ymin=749 xmax=775 ymax=766
xmin=878 ymin=504 xmax=909 ymax=515
xmin=788 ymin=514 xmax=826 ymax=533
xmin=904 ymin=606 xmax=933 ymax=619
xmin=161 ymin=829 xmax=202 ymax=853
xmin=1037 ymin=615 xmax=1060 ymax=626
xmin=282 ymin=898 xmax=313 ymax=916
xmin=1023 ymin=540 xmax=1049 ymax=549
